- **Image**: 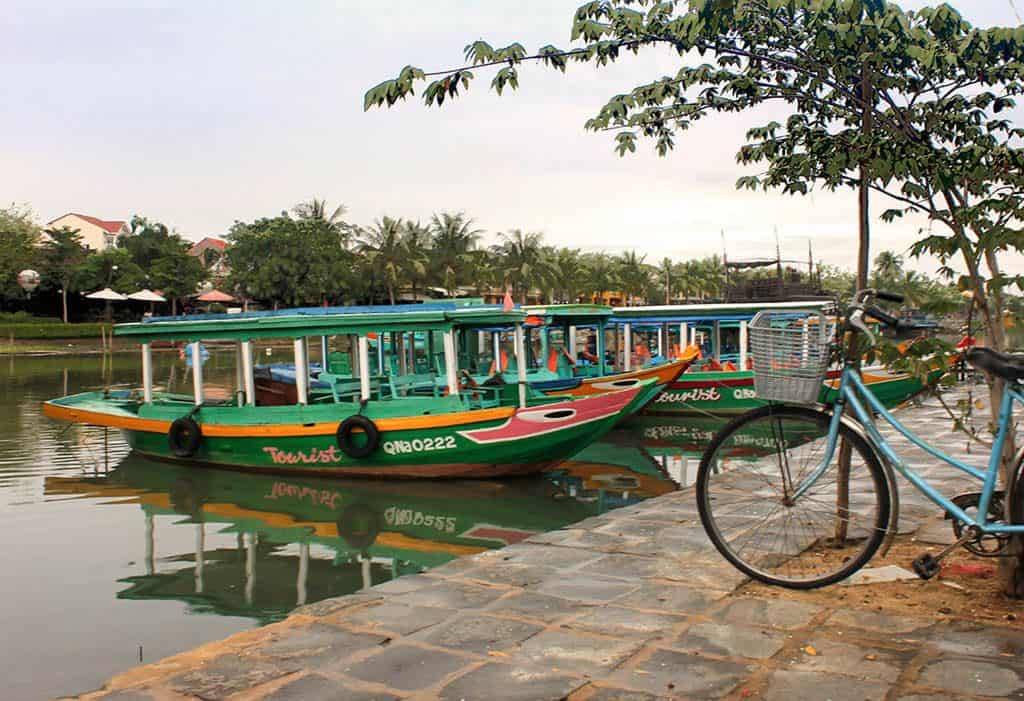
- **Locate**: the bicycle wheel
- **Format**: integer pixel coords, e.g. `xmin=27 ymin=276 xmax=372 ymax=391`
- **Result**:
xmin=697 ymin=404 xmax=891 ymax=589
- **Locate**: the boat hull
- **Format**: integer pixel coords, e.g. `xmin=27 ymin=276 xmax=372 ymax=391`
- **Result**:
xmin=645 ymin=367 xmax=938 ymax=415
xmin=43 ymin=384 xmax=649 ymax=478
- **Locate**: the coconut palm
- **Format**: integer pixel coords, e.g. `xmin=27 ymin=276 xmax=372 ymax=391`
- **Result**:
xmin=430 ymin=212 xmax=482 ymax=298
xmin=551 ymin=247 xmax=588 ymax=303
xmin=293 ymin=198 xmax=347 ymax=225
xmin=359 ymin=217 xmax=407 ymax=305
xmin=402 ymin=220 xmax=432 ymax=302
xmin=659 ymin=257 xmax=675 ymax=304
xmin=617 ymin=251 xmax=652 ymax=305
xmin=583 ymin=253 xmax=618 ymax=305
xmin=498 ymin=229 xmax=550 ymax=304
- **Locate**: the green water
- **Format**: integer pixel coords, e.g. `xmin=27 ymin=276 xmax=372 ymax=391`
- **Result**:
xmin=0 ymin=353 xmax=710 ymax=701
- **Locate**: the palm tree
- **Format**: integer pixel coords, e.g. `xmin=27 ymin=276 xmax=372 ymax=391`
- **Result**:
xmin=584 ymin=253 xmax=618 ymax=305
xmin=402 ymin=220 xmax=432 ymax=302
xmin=617 ymin=251 xmax=651 ymax=305
xmin=293 ymin=198 xmax=347 ymax=224
xmin=430 ymin=212 xmax=482 ymax=298
xmin=659 ymin=257 xmax=674 ymax=304
xmin=359 ymin=217 xmax=406 ymax=305
xmin=498 ymin=229 xmax=549 ymax=304
xmin=551 ymin=248 xmax=587 ymax=303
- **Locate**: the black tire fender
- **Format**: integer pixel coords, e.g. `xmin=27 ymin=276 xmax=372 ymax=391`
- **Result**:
xmin=336 ymin=415 xmax=381 ymax=459
xmin=168 ymin=417 xmax=202 ymax=458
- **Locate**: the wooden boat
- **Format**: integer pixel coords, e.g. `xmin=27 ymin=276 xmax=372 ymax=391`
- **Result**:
xmin=43 ymin=305 xmax=652 ymax=478
xmin=610 ymin=301 xmax=943 ymax=415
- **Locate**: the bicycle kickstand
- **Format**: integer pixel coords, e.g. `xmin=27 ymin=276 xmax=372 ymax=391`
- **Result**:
xmin=912 ymin=526 xmax=981 ymax=580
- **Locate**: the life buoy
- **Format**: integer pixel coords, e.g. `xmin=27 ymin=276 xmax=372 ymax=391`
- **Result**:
xmin=168 ymin=417 xmax=202 ymax=457
xmin=336 ymin=415 xmax=381 ymax=459
xmin=335 ymin=503 xmax=381 ymax=550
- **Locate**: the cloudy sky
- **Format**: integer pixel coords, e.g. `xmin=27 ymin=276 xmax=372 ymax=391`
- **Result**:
xmin=3 ymin=1 xmax=1023 ymax=276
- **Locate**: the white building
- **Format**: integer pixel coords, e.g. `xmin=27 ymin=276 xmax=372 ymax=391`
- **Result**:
xmin=45 ymin=212 xmax=129 ymax=250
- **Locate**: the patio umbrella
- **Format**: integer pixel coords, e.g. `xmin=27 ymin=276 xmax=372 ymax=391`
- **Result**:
xmin=86 ymin=287 xmax=128 ymax=324
xmin=196 ymin=289 xmax=235 ymax=303
xmin=127 ymin=289 xmax=166 ymax=302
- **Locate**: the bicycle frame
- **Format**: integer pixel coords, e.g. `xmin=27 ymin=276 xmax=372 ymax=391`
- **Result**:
xmin=794 ymin=367 xmax=1024 ymax=534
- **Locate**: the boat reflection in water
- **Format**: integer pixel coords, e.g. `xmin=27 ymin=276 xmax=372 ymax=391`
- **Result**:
xmin=44 ymin=446 xmax=677 ymax=624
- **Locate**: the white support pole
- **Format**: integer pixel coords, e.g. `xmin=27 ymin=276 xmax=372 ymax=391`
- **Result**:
xmin=623 ymin=323 xmax=632 ymax=371
xmin=657 ymin=325 xmax=665 ymax=358
xmin=320 ymin=336 xmax=330 ymax=371
xmin=190 ymin=341 xmax=204 ymax=405
xmin=739 ymin=320 xmax=748 ymax=369
xmin=234 ymin=342 xmax=244 ymax=406
xmin=568 ymin=325 xmax=577 ymax=358
xmin=141 ymin=343 xmax=153 ymax=403
xmin=241 ymin=340 xmax=256 ymax=405
xmin=144 ymin=512 xmax=155 ymax=576
xmin=713 ymin=321 xmax=722 ymax=362
xmin=244 ymin=531 xmax=256 ymax=605
xmin=377 ymin=333 xmax=385 ymax=375
xmin=690 ymin=325 xmax=697 ymax=346
xmin=358 ymin=335 xmax=371 ymax=400
xmin=680 ymin=323 xmax=688 ymax=351
xmin=514 ymin=323 xmax=528 ymax=408
xmin=444 ymin=330 xmax=459 ymax=396
xmin=293 ymin=338 xmax=308 ymax=405
xmin=492 ymin=332 xmax=501 ymax=371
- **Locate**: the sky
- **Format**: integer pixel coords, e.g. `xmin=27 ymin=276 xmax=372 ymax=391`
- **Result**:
xmin=3 ymin=0 xmax=1023 ymax=278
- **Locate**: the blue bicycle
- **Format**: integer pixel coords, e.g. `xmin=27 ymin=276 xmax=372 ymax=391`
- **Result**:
xmin=696 ymin=289 xmax=1024 ymax=589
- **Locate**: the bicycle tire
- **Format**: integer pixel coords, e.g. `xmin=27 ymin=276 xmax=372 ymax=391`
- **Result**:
xmin=697 ymin=404 xmax=891 ymax=589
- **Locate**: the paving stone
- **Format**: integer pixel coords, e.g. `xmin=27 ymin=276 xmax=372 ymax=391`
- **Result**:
xmin=496 ymin=543 xmax=603 ymax=569
xmin=594 ymin=519 xmax=674 ymax=540
xmin=369 ymin=573 xmax=438 ymax=594
xmin=672 ymin=621 xmax=786 ymax=660
xmin=827 ymin=608 xmax=933 ymax=635
xmin=94 ymin=691 xmax=158 ymax=701
xmin=587 ymin=687 xmax=676 ymax=701
xmin=763 ymin=669 xmax=891 ymax=701
xmin=292 ymin=592 xmax=383 ymax=618
xmin=484 ymin=590 xmax=588 ymax=622
xmin=395 ymin=580 xmax=506 ymax=610
xmin=715 ymin=597 xmax=822 ymax=630
xmin=514 ymin=629 xmax=645 ymax=676
xmin=412 ymin=613 xmax=543 ymax=654
xmin=263 ymin=673 xmax=399 ymax=701
xmin=342 ymin=601 xmax=457 ymax=635
xmin=459 ymin=562 xmax=560 ymax=588
xmin=787 ymin=636 xmax=907 ymax=683
xmin=609 ymin=649 xmax=751 ymax=699
xmin=425 ymin=554 xmax=489 ymax=578
xmin=895 ymin=695 xmax=965 ymax=701
xmin=569 ymin=605 xmax=685 ymax=638
xmin=927 ymin=622 xmax=1024 ymax=658
xmin=535 ymin=573 xmax=639 ymax=603
xmin=580 ymin=554 xmax=673 ymax=579
xmin=660 ymin=559 xmax=749 ymax=590
xmin=916 ymin=657 xmax=1024 ymax=698
xmin=614 ymin=581 xmax=729 ymax=614
xmin=255 ymin=624 xmax=389 ymax=666
xmin=343 ymin=644 xmax=472 ymax=692
xmin=436 ymin=663 xmax=586 ymax=701
xmin=169 ymin=655 xmax=301 ymax=700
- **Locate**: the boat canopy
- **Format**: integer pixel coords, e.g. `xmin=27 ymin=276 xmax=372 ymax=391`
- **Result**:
xmin=610 ymin=300 xmax=834 ymax=325
xmin=522 ymin=304 xmax=613 ymax=326
xmin=115 ymin=305 xmax=527 ymax=343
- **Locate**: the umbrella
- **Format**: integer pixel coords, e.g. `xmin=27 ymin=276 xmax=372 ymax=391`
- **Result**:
xmin=196 ymin=289 xmax=235 ymax=303
xmin=127 ymin=289 xmax=167 ymax=303
xmin=86 ymin=287 xmax=128 ymax=301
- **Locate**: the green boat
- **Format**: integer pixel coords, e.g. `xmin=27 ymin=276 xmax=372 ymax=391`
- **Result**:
xmin=44 ymin=451 xmax=673 ymax=622
xmin=43 ymin=305 xmax=652 ymax=478
xmin=610 ymin=302 xmax=941 ymax=415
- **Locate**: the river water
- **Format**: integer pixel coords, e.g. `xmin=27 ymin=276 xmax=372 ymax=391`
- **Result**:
xmin=0 ymin=352 xmax=717 ymax=700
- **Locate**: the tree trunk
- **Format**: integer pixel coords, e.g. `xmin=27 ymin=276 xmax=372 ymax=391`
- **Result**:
xmin=61 ymin=287 xmax=68 ymax=324
xmin=388 ymin=285 xmax=395 ymax=306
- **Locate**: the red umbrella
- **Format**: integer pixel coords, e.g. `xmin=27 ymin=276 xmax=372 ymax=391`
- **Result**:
xmin=196 ymin=289 xmax=235 ymax=303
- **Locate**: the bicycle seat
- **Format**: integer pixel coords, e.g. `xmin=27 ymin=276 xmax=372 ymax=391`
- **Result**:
xmin=966 ymin=347 xmax=1024 ymax=383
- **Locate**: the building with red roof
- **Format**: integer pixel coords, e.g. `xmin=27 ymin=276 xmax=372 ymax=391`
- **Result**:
xmin=45 ymin=212 xmax=129 ymax=250
xmin=189 ymin=236 xmax=229 ymax=279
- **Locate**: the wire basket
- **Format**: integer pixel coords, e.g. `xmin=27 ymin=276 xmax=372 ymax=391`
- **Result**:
xmin=749 ymin=309 xmax=835 ymax=404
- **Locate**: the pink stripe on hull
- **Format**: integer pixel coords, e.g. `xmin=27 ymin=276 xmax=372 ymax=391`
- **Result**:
xmin=458 ymin=385 xmax=642 ymax=444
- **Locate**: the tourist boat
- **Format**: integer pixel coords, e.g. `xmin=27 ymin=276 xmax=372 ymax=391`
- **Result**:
xmin=469 ymin=304 xmax=697 ymax=406
xmin=43 ymin=451 xmax=673 ymax=619
xmin=609 ymin=301 xmax=943 ymax=415
xmin=42 ymin=305 xmax=653 ymax=477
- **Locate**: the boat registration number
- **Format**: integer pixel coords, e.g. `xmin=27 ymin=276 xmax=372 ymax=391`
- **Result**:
xmin=382 ymin=435 xmax=457 ymax=455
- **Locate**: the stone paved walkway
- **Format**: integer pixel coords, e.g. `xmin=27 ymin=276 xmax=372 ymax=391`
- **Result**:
xmin=71 ymin=385 xmax=1024 ymax=701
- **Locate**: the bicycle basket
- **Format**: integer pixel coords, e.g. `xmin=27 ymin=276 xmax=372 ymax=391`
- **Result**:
xmin=748 ymin=309 xmax=834 ymax=404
